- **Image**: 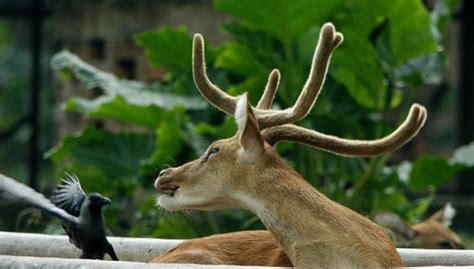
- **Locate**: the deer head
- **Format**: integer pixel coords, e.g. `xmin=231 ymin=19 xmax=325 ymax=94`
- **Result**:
xmin=155 ymin=22 xmax=426 ymax=213
xmin=373 ymin=203 xmax=466 ymax=249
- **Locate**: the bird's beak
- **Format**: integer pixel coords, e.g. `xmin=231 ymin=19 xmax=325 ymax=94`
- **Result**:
xmin=101 ymin=196 xmax=112 ymax=205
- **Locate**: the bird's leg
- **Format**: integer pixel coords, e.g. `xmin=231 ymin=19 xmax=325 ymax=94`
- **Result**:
xmin=106 ymin=241 xmax=119 ymax=261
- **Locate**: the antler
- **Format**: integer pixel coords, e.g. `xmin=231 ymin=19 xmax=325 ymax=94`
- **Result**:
xmin=262 ymin=104 xmax=427 ymax=157
xmin=192 ymin=23 xmax=342 ymax=129
xmin=256 ymin=69 xmax=280 ymax=109
xmin=193 ymin=22 xmax=427 ymax=156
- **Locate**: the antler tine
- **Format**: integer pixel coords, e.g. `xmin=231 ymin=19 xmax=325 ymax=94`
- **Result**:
xmin=256 ymin=23 xmax=344 ymax=129
xmin=192 ymin=34 xmax=238 ymax=116
xmin=262 ymin=104 xmax=427 ymax=157
xmin=256 ymin=69 xmax=281 ymax=109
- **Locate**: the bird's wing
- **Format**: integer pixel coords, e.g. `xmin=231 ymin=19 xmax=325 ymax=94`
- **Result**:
xmin=0 ymin=174 xmax=78 ymax=225
xmin=51 ymin=173 xmax=86 ymax=217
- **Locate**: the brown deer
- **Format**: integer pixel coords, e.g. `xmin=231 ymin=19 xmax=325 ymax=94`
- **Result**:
xmin=154 ymin=23 xmax=427 ymax=268
xmin=373 ymin=203 xmax=466 ymax=249
xmin=151 ymin=207 xmax=464 ymax=266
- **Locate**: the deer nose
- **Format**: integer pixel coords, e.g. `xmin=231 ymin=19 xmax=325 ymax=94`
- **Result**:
xmin=159 ymin=168 xmax=171 ymax=177
xmin=155 ymin=168 xmax=171 ymax=190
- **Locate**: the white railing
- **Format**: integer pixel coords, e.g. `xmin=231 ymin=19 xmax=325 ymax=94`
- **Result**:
xmin=0 ymin=232 xmax=473 ymax=267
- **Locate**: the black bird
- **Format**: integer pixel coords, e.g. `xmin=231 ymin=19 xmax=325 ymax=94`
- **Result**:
xmin=0 ymin=173 xmax=119 ymax=260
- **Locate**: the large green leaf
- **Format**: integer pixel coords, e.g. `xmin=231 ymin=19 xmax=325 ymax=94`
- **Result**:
xmin=331 ymin=31 xmax=386 ymax=109
xmin=408 ymin=155 xmax=464 ymax=192
xmin=134 ymin=26 xmax=193 ymax=76
xmin=388 ymin=0 xmax=437 ymax=66
xmin=216 ymin=42 xmax=266 ymax=77
xmin=64 ymin=96 xmax=163 ymax=129
xmin=145 ymin=108 xmax=188 ymax=171
xmin=46 ymin=127 xmax=154 ymax=179
xmin=214 ymin=0 xmax=341 ymax=43
xmin=51 ymin=51 xmax=206 ymax=110
xmin=45 ymin=126 xmax=155 ymax=199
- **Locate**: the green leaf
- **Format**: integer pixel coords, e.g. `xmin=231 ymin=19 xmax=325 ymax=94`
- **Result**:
xmin=388 ymin=0 xmax=437 ymax=65
xmin=408 ymin=155 xmax=464 ymax=192
xmin=373 ymin=188 xmax=408 ymax=211
xmin=397 ymin=195 xmax=434 ymax=223
xmin=214 ymin=0 xmax=342 ymax=43
xmin=51 ymin=51 xmax=206 ymax=110
xmin=146 ymin=108 xmax=188 ymax=169
xmin=64 ymin=96 xmax=163 ymax=129
xmin=216 ymin=42 xmax=266 ymax=77
xmin=50 ymin=51 xmax=207 ymax=126
xmin=331 ymin=32 xmax=386 ymax=109
xmin=134 ymin=26 xmax=193 ymax=76
xmin=228 ymin=75 xmax=267 ymax=105
xmin=194 ymin=117 xmax=237 ymax=139
xmin=46 ymin=126 xmax=155 ymax=183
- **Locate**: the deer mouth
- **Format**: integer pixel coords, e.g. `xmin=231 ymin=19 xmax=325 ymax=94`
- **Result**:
xmin=159 ymin=184 xmax=180 ymax=197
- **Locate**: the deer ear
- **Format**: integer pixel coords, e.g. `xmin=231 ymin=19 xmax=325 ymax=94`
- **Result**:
xmin=429 ymin=203 xmax=456 ymax=227
xmin=235 ymin=93 xmax=264 ymax=162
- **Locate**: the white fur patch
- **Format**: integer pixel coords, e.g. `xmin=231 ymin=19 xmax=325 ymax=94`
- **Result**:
xmin=235 ymin=94 xmax=248 ymax=135
xmin=442 ymin=203 xmax=456 ymax=227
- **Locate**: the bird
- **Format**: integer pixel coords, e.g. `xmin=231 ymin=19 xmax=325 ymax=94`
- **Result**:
xmin=0 ymin=173 xmax=119 ymax=260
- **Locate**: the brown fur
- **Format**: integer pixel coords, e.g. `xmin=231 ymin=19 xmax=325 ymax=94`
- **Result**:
xmin=151 ymin=231 xmax=292 ymax=266
xmin=412 ymin=220 xmax=466 ymax=249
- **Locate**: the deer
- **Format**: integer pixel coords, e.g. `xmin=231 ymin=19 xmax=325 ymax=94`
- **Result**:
xmin=373 ymin=203 xmax=466 ymax=249
xmin=151 ymin=204 xmax=465 ymax=266
xmin=154 ymin=22 xmax=427 ymax=268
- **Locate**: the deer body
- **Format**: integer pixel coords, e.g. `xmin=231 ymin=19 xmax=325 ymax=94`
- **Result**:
xmin=155 ymin=23 xmax=427 ymax=268
xmin=152 ymin=206 xmax=465 ymax=266
xmin=151 ymin=230 xmax=291 ymax=266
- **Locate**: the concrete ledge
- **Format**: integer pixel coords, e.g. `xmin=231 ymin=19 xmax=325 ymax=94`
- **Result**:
xmin=0 ymin=255 xmax=287 ymax=269
xmin=398 ymin=248 xmax=474 ymax=266
xmin=0 ymin=231 xmax=181 ymax=262
xmin=1 ymin=232 xmax=474 ymax=267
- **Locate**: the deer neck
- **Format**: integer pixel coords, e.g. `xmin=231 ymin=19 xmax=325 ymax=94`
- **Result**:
xmin=234 ymin=157 xmax=345 ymax=259
xmin=231 ymin=155 xmax=403 ymax=267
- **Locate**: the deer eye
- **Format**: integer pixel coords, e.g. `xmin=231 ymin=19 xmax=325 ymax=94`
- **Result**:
xmin=203 ymin=147 xmax=219 ymax=162
xmin=209 ymin=147 xmax=219 ymax=154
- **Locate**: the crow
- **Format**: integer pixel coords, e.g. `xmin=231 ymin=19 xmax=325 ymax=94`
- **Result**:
xmin=0 ymin=173 xmax=119 ymax=260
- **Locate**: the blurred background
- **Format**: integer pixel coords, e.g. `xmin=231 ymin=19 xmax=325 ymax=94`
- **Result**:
xmin=0 ymin=0 xmax=473 ymax=248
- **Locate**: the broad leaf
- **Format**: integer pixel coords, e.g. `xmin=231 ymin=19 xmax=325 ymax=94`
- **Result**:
xmin=408 ymin=155 xmax=465 ymax=192
xmin=216 ymin=42 xmax=266 ymax=77
xmin=134 ymin=26 xmax=193 ymax=76
xmin=64 ymin=96 xmax=163 ymax=129
xmin=51 ymin=51 xmax=207 ymax=111
xmin=388 ymin=0 xmax=437 ymax=66
xmin=145 ymin=108 xmax=188 ymax=171
xmin=214 ymin=0 xmax=341 ymax=43
xmin=45 ymin=126 xmax=155 ymax=199
xmin=331 ymin=31 xmax=386 ymax=109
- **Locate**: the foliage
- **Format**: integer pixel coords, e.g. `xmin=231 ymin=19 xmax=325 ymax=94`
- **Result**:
xmin=47 ymin=0 xmax=473 ymax=238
